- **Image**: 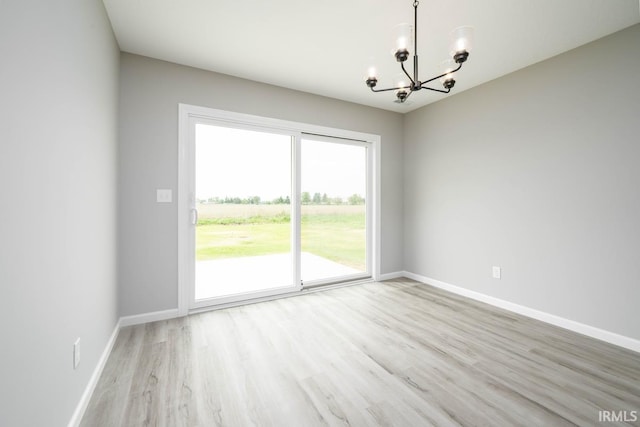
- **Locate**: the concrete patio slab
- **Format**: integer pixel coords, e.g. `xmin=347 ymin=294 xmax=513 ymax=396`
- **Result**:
xmin=195 ymin=252 xmax=361 ymax=300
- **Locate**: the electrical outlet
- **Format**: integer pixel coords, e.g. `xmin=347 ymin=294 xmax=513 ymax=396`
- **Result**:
xmin=73 ymin=338 xmax=81 ymax=369
xmin=492 ymin=266 xmax=501 ymax=279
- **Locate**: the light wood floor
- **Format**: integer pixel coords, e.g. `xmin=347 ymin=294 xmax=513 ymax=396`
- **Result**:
xmin=81 ymin=279 xmax=640 ymax=426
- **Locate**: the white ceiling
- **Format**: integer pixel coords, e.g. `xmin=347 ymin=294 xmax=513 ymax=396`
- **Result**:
xmin=102 ymin=0 xmax=639 ymax=113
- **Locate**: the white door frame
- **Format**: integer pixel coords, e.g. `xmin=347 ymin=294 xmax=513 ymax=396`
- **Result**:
xmin=177 ymin=104 xmax=381 ymax=316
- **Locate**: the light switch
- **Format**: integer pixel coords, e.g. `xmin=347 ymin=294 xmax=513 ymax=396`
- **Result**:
xmin=157 ymin=189 xmax=172 ymax=203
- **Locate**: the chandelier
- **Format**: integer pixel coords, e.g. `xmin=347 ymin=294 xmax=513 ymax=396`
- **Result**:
xmin=365 ymin=1 xmax=473 ymax=103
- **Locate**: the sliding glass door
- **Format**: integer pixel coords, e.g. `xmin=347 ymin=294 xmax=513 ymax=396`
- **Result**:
xmin=194 ymin=124 xmax=296 ymax=301
xmin=179 ymin=105 xmax=377 ymax=311
xmin=301 ymin=136 xmax=370 ymax=286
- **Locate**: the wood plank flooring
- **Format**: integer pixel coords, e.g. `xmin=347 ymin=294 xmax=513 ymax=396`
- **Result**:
xmin=81 ymin=279 xmax=640 ymax=426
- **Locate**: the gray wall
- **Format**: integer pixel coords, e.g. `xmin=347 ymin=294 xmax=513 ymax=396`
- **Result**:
xmin=0 ymin=0 xmax=119 ymax=425
xmin=118 ymin=54 xmax=404 ymax=316
xmin=404 ymin=24 xmax=640 ymax=340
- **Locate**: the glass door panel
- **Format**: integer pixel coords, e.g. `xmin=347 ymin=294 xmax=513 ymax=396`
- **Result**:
xmin=194 ymin=124 xmax=294 ymax=300
xmin=300 ymin=137 xmax=369 ymax=284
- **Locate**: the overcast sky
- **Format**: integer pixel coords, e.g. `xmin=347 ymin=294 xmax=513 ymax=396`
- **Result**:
xmin=195 ymin=124 xmax=366 ymax=201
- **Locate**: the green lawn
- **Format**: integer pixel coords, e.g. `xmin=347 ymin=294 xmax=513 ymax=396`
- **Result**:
xmin=196 ymin=212 xmax=366 ymax=270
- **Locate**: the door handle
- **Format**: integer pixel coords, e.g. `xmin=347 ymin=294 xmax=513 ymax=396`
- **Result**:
xmin=190 ymin=208 xmax=198 ymax=225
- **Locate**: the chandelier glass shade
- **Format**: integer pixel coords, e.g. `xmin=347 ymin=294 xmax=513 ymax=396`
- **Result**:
xmin=365 ymin=1 xmax=473 ymax=103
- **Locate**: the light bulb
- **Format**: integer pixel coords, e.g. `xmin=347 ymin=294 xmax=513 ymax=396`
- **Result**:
xmin=439 ymin=59 xmax=457 ymax=90
xmin=394 ymin=23 xmax=412 ymax=53
xmin=439 ymin=60 xmax=455 ymax=82
xmin=450 ymin=26 xmax=474 ymax=55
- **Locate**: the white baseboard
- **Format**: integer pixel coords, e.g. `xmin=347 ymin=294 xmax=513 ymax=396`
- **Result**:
xmin=402 ymin=271 xmax=640 ymax=354
xmin=119 ymin=308 xmax=180 ymax=327
xmin=68 ymin=308 xmax=179 ymax=425
xmin=67 ymin=320 xmax=121 ymax=427
xmin=377 ymin=271 xmax=404 ymax=281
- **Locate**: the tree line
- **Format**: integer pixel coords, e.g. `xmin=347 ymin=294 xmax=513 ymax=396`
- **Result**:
xmin=199 ymin=192 xmax=365 ymax=205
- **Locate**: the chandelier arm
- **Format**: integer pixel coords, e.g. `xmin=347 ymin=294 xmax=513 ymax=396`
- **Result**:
xmin=418 ymin=85 xmax=451 ymax=94
xmin=369 ymin=85 xmax=412 ymax=93
xmin=401 ymin=62 xmax=415 ymax=85
xmin=421 ymin=62 xmax=463 ymax=85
